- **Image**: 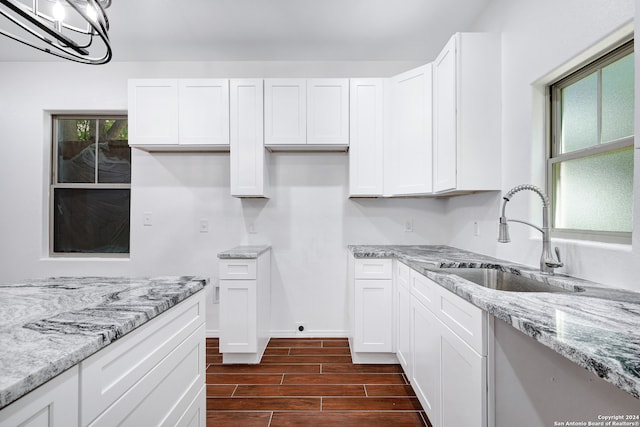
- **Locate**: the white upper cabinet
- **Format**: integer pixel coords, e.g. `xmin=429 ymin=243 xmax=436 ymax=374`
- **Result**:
xmin=230 ymin=79 xmax=269 ymax=198
xmin=433 ymin=32 xmax=501 ymax=194
xmin=388 ymin=64 xmax=433 ymax=195
xmin=264 ymin=79 xmax=307 ymax=146
xmin=128 ymin=79 xmax=179 ymax=147
xmin=349 ymin=78 xmax=384 ymax=197
xmin=307 ymin=79 xmax=349 ymax=145
xmin=264 ymin=78 xmax=349 ymax=150
xmin=178 ymin=79 xmax=230 ymax=146
xmin=128 ymin=79 xmax=230 ymax=151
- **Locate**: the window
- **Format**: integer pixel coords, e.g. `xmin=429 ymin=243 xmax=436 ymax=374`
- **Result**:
xmin=51 ymin=116 xmax=131 ymax=255
xmin=549 ymin=40 xmax=634 ymax=242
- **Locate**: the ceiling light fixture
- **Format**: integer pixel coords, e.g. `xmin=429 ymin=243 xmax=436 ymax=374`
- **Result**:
xmin=0 ymin=0 xmax=112 ymax=64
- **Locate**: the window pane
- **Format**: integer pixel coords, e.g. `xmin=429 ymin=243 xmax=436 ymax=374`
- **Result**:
xmin=97 ymin=119 xmax=131 ymax=183
xmin=602 ymin=52 xmax=634 ymax=143
xmin=57 ymin=119 xmax=96 ymax=183
xmin=552 ymin=146 xmax=633 ymax=233
xmin=53 ymin=188 xmax=130 ymax=253
xmin=560 ymin=72 xmax=598 ymax=153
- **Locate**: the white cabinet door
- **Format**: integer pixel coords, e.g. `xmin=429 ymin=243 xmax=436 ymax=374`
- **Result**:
xmin=433 ymin=36 xmax=457 ymax=193
xmin=396 ymin=277 xmax=412 ymax=376
xmin=411 ymin=298 xmax=441 ymax=427
xmin=349 ymin=78 xmax=384 ymax=196
xmin=0 ymin=367 xmax=79 ymax=427
xmin=179 ymin=79 xmax=229 ymax=146
xmin=128 ymin=79 xmax=179 ymax=146
xmin=307 ymin=79 xmax=349 ymax=145
xmin=440 ymin=321 xmax=486 ymax=427
xmin=389 ymin=64 xmax=433 ymax=195
xmin=219 ymin=279 xmax=257 ymax=353
xmin=354 ymin=279 xmax=393 ymax=352
xmin=264 ymin=79 xmax=307 ymax=145
xmin=230 ymin=79 xmax=268 ymax=198
xmin=432 ymin=32 xmax=501 ymax=194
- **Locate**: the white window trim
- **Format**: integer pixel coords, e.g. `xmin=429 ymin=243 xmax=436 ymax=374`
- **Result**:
xmin=546 ymin=39 xmax=634 ymax=245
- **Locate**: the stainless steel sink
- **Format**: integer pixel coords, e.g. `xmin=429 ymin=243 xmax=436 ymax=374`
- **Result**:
xmin=435 ymin=268 xmax=583 ymax=293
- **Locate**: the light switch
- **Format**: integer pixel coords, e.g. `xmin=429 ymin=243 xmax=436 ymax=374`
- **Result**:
xmin=200 ymin=219 xmax=209 ymax=233
xmin=143 ymin=212 xmax=153 ymax=226
xmin=404 ymin=219 xmax=413 ymax=232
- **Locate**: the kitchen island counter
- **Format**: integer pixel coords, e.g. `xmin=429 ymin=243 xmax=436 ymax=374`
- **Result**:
xmin=0 ymin=276 xmax=207 ymax=410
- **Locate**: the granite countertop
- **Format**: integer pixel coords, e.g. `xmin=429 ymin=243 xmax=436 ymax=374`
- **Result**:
xmin=349 ymin=244 xmax=640 ymax=400
xmin=217 ymin=245 xmax=271 ymax=259
xmin=0 ymin=276 xmax=207 ymax=410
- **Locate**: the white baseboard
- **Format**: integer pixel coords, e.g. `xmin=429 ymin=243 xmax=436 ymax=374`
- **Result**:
xmin=207 ymin=329 xmax=349 ymax=339
xmin=268 ymin=329 xmax=349 ymax=338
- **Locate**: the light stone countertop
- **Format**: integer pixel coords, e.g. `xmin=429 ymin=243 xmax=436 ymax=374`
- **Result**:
xmin=0 ymin=276 xmax=207 ymax=409
xmin=349 ymin=244 xmax=640 ymax=400
xmin=217 ymin=245 xmax=271 ymax=259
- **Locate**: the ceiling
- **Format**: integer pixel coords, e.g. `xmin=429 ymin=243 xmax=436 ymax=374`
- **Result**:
xmin=0 ymin=0 xmax=491 ymax=62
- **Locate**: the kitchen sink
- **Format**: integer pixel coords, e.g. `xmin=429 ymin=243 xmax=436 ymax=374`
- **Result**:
xmin=435 ymin=268 xmax=583 ymax=293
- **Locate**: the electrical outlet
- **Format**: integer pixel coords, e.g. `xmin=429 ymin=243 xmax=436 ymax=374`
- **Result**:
xmin=199 ymin=219 xmax=209 ymax=233
xmin=404 ymin=219 xmax=413 ymax=232
xmin=143 ymin=212 xmax=153 ymax=226
xmin=295 ymin=322 xmax=306 ymax=334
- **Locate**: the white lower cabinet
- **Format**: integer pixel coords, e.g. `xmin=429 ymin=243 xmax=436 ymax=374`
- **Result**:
xmin=409 ymin=269 xmax=488 ymax=427
xmin=219 ymin=251 xmax=271 ymax=364
xmin=354 ymin=279 xmax=393 ymax=353
xmin=439 ymin=319 xmax=486 ymax=427
xmin=411 ymin=297 xmax=441 ymax=423
xmin=350 ymin=257 xmax=396 ymax=364
xmin=350 ymin=256 xmax=491 ymax=427
xmin=0 ymin=366 xmax=79 ymax=427
xmin=395 ymin=261 xmax=412 ymax=377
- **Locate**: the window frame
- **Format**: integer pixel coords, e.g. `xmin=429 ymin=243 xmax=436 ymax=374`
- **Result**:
xmin=547 ymin=40 xmax=634 ymax=244
xmin=50 ymin=114 xmax=131 ymax=257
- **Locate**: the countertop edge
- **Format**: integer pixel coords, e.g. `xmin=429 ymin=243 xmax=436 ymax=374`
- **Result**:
xmin=217 ymin=245 xmax=271 ymax=259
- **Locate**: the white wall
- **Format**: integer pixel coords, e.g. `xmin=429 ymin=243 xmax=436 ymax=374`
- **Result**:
xmin=0 ymin=60 xmax=449 ymax=336
xmin=446 ymin=0 xmax=639 ymax=291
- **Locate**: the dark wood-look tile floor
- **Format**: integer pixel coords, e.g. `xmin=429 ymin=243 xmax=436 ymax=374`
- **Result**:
xmin=205 ymin=337 xmax=431 ymax=427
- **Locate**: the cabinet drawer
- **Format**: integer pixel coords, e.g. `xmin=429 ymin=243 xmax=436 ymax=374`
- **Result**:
xmin=80 ymin=292 xmax=205 ymax=425
xmin=396 ymin=260 xmax=411 ymax=289
xmin=219 ymin=259 xmax=257 ymax=280
xmin=435 ymin=285 xmax=487 ymax=355
xmin=87 ymin=325 xmax=205 ymax=427
xmin=410 ymin=269 xmax=438 ymax=312
xmin=354 ymin=258 xmax=392 ymax=279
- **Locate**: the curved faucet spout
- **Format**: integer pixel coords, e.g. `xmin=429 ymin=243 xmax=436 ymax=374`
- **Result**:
xmin=498 ymin=184 xmax=563 ymax=275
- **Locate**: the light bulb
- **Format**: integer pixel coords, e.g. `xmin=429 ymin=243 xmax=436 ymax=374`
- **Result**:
xmin=52 ymin=1 xmax=66 ymax=22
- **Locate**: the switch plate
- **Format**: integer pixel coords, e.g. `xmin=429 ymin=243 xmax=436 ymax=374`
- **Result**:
xmin=199 ymin=219 xmax=209 ymax=233
xmin=404 ymin=219 xmax=413 ymax=232
xmin=474 ymin=221 xmax=480 ymax=237
xmin=143 ymin=212 xmax=153 ymax=226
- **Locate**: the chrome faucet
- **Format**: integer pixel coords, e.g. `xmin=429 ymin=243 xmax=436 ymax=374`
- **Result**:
xmin=498 ymin=184 xmax=563 ymax=275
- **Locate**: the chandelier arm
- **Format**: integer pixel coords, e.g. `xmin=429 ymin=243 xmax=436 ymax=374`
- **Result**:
xmin=0 ymin=0 xmax=88 ymax=54
xmin=0 ymin=0 xmax=112 ymax=64
xmin=0 ymin=17 xmax=111 ymax=64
